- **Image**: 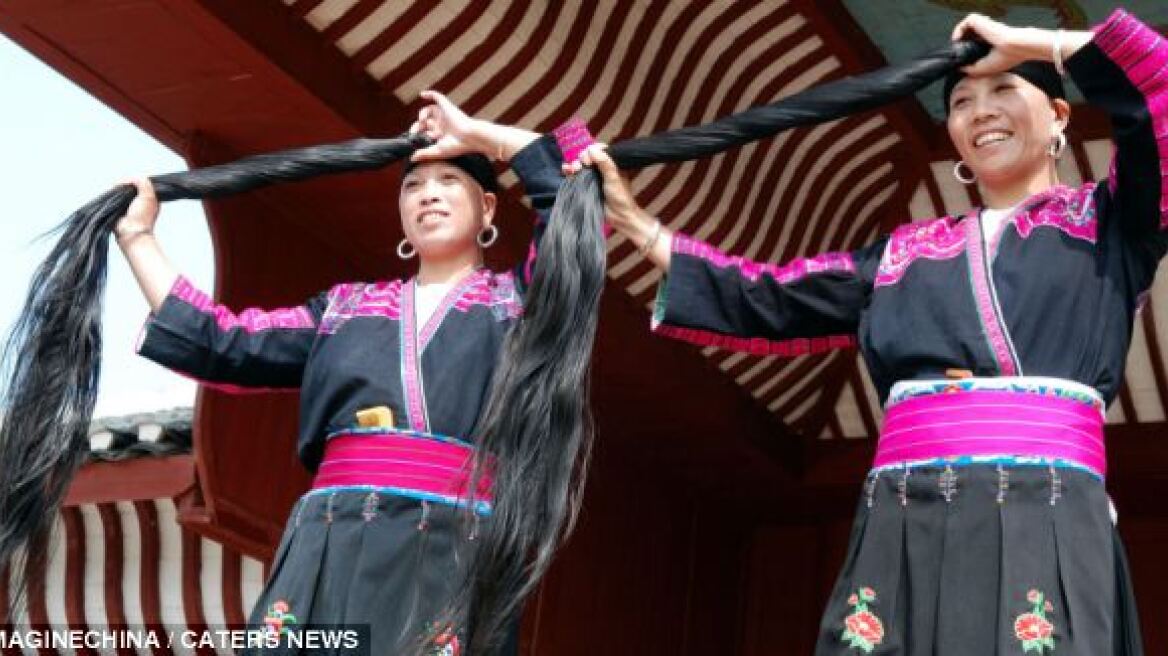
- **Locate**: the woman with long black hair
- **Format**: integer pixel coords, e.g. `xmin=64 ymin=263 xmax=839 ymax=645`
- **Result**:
xmin=571 ymin=9 xmax=1161 ymax=655
xmin=113 ymin=93 xmax=589 ymax=654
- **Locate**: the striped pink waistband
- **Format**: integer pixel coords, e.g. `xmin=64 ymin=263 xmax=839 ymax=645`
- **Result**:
xmin=312 ymin=433 xmax=493 ymax=508
xmin=874 ymin=389 xmax=1106 ymax=477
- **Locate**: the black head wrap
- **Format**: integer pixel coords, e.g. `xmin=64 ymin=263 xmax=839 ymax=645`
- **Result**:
xmin=943 ymin=61 xmax=1066 ymax=113
xmin=401 ymin=152 xmax=499 ymax=194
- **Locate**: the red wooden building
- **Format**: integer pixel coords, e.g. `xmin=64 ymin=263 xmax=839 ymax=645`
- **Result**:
xmin=2 ymin=1 xmax=1167 ymax=653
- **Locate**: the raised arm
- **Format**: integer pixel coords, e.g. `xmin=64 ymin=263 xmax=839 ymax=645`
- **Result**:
xmin=116 ymin=178 xmax=326 ymax=391
xmin=1069 ymin=10 xmax=1168 ymax=242
xmin=116 ymin=177 xmax=179 ymax=312
xmin=578 ymin=143 xmax=885 ymax=356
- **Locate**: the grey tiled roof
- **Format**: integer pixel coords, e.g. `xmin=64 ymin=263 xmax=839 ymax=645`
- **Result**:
xmin=86 ymin=407 xmax=193 ymax=462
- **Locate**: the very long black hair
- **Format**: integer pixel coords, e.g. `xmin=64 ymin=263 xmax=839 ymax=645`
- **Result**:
xmin=0 ymin=38 xmax=987 ymax=652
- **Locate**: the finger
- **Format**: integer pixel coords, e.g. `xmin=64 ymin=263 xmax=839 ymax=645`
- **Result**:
xmin=409 ymin=121 xmax=421 ymax=134
xmin=582 ymin=143 xmax=609 ymax=169
xmin=952 ymin=13 xmax=988 ymax=41
xmin=952 ymin=16 xmax=968 ymax=41
xmin=962 ymin=61 xmax=996 ymax=76
xmin=133 ymin=176 xmax=157 ymax=198
xmin=417 ymin=106 xmax=438 ymax=127
xmin=590 ymin=147 xmax=624 ymax=185
xmin=411 ymin=145 xmax=444 ymax=162
xmin=422 ymin=89 xmax=457 ymax=114
xmin=952 ymin=14 xmax=979 ymax=41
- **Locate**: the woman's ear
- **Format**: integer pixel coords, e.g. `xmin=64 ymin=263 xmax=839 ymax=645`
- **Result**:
xmin=1052 ymin=98 xmax=1072 ymax=133
xmin=481 ymin=191 xmax=498 ymax=228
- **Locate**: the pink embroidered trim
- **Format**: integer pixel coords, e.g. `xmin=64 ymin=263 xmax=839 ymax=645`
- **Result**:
xmin=170 ymin=276 xmax=316 ymax=334
xmin=650 ymin=322 xmax=855 ymax=357
xmin=1004 ymin=184 xmax=1098 ymax=249
xmin=418 ymin=269 xmax=488 ymax=349
xmin=450 ymin=271 xmax=523 ymax=321
xmin=965 ymin=216 xmax=1019 ymax=376
xmin=318 ymin=273 xmax=522 ymax=336
xmin=1094 ymin=9 xmax=1168 ymax=226
xmin=672 ymin=234 xmax=855 ymax=283
xmin=553 ymin=118 xmax=595 ymax=164
xmin=879 ymin=187 xmax=1099 ymax=288
xmin=874 ymin=217 xmax=966 ymax=288
xmin=319 ymin=281 xmax=401 ymax=334
xmin=400 ymin=282 xmax=429 ymax=433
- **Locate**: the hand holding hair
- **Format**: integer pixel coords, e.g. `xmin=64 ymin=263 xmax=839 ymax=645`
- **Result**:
xmin=412 ymin=90 xmax=541 ymax=164
xmin=951 ymin=13 xmax=1092 ymax=77
xmin=114 ymin=177 xmax=159 ymax=242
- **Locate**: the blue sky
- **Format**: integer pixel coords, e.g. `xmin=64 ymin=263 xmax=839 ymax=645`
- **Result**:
xmin=0 ymin=34 xmax=214 ymax=418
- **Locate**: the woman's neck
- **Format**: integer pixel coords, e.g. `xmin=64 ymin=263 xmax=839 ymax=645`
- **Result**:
xmin=416 ymin=252 xmax=481 ymax=286
xmin=979 ymin=164 xmax=1059 ymax=210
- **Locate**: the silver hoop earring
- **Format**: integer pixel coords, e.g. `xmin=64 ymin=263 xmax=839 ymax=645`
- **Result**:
xmin=396 ymin=238 xmax=416 ymax=260
xmin=953 ymin=160 xmax=976 ymax=185
xmin=477 ymin=225 xmax=499 ymax=248
xmin=1048 ymin=132 xmax=1067 ymax=159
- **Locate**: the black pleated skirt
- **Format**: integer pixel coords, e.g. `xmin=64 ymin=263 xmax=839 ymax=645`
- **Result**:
xmin=241 ymin=489 xmax=517 ymax=656
xmin=814 ymin=464 xmax=1143 ymax=655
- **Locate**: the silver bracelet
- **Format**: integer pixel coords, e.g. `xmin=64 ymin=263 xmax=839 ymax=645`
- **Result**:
xmin=1052 ymin=29 xmax=1067 ymax=77
xmin=638 ymin=219 xmax=663 ymax=256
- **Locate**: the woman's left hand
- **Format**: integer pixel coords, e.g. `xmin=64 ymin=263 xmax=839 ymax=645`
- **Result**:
xmin=410 ymin=90 xmax=488 ymax=162
xmin=952 ymin=14 xmax=1052 ymax=76
xmin=565 ymin=144 xmax=652 ymax=233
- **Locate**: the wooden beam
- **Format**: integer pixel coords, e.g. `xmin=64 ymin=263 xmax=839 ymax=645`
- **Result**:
xmin=64 ymin=456 xmax=197 ymax=507
xmin=190 ymin=0 xmax=413 ymax=136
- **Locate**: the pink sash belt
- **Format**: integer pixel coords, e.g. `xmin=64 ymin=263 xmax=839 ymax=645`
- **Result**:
xmin=312 ymin=433 xmax=493 ymax=508
xmin=874 ymin=389 xmax=1106 ymax=477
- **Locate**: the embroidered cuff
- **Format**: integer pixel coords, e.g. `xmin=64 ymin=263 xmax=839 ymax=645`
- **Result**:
xmin=671 ymin=233 xmax=856 ymax=283
xmin=553 ymin=118 xmax=596 ymax=164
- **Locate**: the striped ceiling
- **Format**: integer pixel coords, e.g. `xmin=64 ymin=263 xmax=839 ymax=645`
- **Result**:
xmin=280 ymin=0 xmax=1168 ymax=441
xmin=3 ymin=415 xmax=258 ymax=649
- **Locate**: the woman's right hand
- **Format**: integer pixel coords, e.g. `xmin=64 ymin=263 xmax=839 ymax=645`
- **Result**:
xmin=565 ymin=144 xmax=672 ymax=270
xmin=115 ymin=177 xmax=159 ymax=241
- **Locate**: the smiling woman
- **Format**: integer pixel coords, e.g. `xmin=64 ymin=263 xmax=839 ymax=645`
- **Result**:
xmin=107 ymin=95 xmax=595 ymax=654
xmin=585 ymin=8 xmax=1164 ymax=655
xmin=942 ymin=16 xmax=1091 ymax=210
xmin=398 ymin=156 xmax=499 ymax=270
xmin=0 ymin=67 xmax=603 ymax=654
